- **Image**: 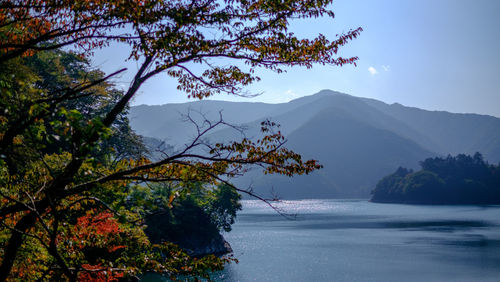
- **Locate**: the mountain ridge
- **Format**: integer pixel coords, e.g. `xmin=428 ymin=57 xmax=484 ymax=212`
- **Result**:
xmin=129 ymin=90 xmax=500 ymax=198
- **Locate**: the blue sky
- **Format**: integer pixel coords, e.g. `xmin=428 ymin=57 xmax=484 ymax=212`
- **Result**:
xmin=92 ymin=0 xmax=500 ymax=117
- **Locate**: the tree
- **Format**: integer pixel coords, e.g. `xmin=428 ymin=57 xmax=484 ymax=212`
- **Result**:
xmin=1 ymin=50 xmax=231 ymax=281
xmin=141 ymin=182 xmax=240 ymax=256
xmin=208 ymin=183 xmax=242 ymax=232
xmin=0 ymin=0 xmax=361 ymax=280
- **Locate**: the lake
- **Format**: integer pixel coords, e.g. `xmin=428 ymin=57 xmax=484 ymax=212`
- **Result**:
xmin=213 ymin=200 xmax=500 ymax=282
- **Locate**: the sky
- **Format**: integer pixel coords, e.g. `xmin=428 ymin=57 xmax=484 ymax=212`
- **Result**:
xmin=92 ymin=0 xmax=500 ymax=117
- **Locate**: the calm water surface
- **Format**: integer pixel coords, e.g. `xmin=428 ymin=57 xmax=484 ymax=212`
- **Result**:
xmin=213 ymin=200 xmax=500 ymax=282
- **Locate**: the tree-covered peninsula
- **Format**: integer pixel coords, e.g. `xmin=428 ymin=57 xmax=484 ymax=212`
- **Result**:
xmin=371 ymin=153 xmax=500 ymax=204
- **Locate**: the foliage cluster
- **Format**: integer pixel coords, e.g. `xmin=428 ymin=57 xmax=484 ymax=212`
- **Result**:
xmin=0 ymin=0 xmax=360 ymax=280
xmin=136 ymin=182 xmax=241 ymax=255
xmin=0 ymin=50 xmax=231 ymax=281
xmin=371 ymin=153 xmax=500 ymax=204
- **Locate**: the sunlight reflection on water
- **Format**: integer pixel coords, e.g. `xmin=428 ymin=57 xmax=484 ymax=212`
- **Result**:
xmin=215 ymin=200 xmax=500 ymax=282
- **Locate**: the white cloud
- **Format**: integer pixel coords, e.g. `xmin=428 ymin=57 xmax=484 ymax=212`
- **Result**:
xmin=285 ymin=89 xmax=298 ymax=98
xmin=368 ymin=66 xmax=378 ymax=75
xmin=272 ymin=89 xmax=300 ymax=103
xmin=381 ymin=65 xmax=391 ymax=72
xmin=263 ymin=89 xmax=300 ymax=103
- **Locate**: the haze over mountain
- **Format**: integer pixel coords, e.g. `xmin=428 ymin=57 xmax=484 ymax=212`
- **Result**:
xmin=129 ymin=90 xmax=500 ymax=198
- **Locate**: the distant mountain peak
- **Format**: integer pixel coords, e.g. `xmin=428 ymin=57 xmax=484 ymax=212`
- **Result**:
xmin=316 ymin=89 xmax=348 ymax=96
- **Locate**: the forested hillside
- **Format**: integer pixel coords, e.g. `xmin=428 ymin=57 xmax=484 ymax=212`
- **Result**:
xmin=371 ymin=153 xmax=500 ymax=204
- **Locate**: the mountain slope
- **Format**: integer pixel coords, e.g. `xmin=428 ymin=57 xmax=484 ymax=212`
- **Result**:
xmin=129 ymin=90 xmax=500 ymax=198
xmin=363 ymin=99 xmax=500 ymax=162
xmin=238 ymin=106 xmax=434 ymax=198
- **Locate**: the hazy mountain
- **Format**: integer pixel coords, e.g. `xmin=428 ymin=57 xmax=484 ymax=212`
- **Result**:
xmin=129 ymin=90 xmax=500 ymax=198
xmin=362 ymin=98 xmax=500 ymax=162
